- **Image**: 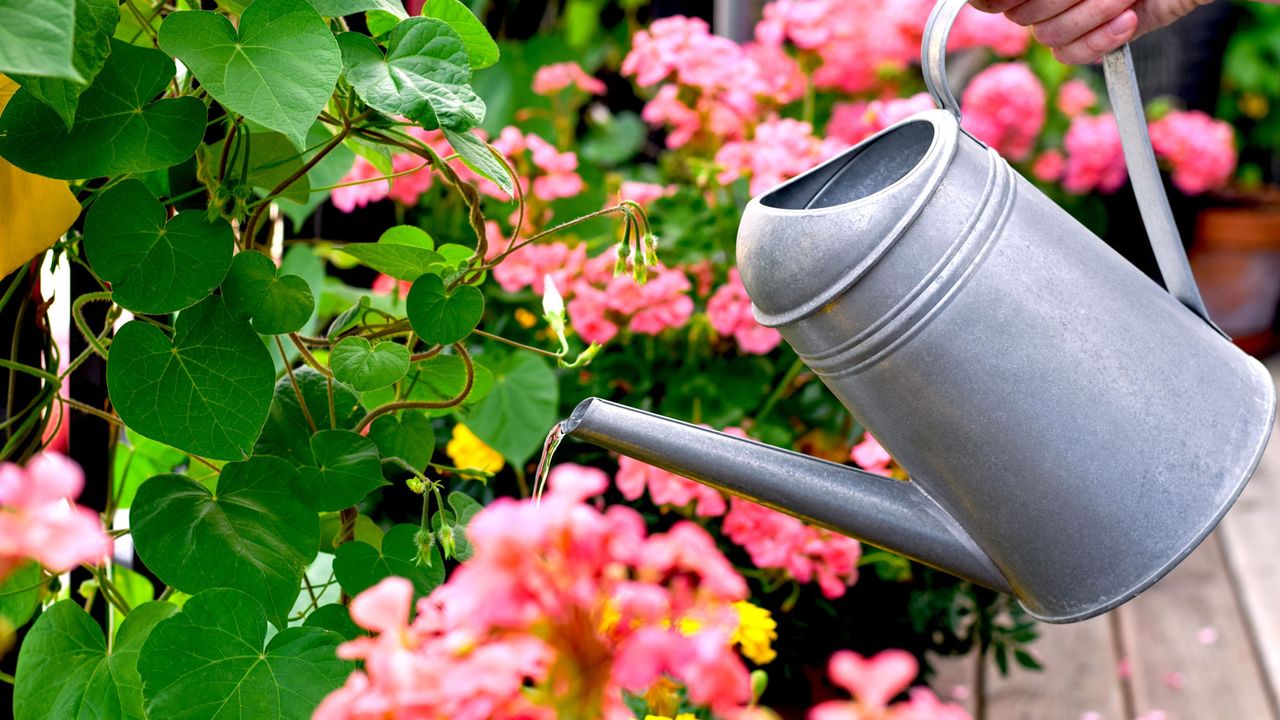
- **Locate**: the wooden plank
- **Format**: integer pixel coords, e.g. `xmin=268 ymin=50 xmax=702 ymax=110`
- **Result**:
xmin=1217 ymin=356 xmax=1280 ymax=712
xmin=927 ymin=651 xmax=979 ymax=716
xmin=982 ymin=617 xmax=1127 ymax=720
xmin=1116 ymin=533 xmax=1274 ymax=720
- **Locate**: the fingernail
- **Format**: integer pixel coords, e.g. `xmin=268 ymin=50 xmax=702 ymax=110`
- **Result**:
xmin=1106 ymin=11 xmax=1137 ymax=36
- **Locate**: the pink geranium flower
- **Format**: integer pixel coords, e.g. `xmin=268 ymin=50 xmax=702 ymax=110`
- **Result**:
xmin=1057 ymin=79 xmax=1098 ymax=118
xmin=850 ymin=432 xmax=893 ymax=477
xmin=707 ymin=269 xmax=782 ymax=355
xmin=960 ymin=63 xmax=1046 ymax=162
xmin=0 ymin=453 xmax=112 ymax=579
xmin=1062 ymin=113 xmax=1128 ymax=194
xmin=809 ymin=650 xmax=970 ymax=720
xmin=332 ymin=156 xmax=391 ymax=213
xmin=533 ymin=62 xmax=606 ymax=96
xmin=1149 ymin=110 xmax=1237 ymax=195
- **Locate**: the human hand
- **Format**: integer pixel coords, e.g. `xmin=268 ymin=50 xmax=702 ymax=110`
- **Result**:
xmin=968 ymin=0 xmax=1215 ymax=64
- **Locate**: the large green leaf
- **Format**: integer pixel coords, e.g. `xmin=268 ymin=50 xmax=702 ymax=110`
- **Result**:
xmin=139 ymin=589 xmax=351 ymax=720
xmin=159 ymin=0 xmax=341 ymax=149
xmin=406 ymin=273 xmax=484 ymax=345
xmin=421 ymin=0 xmax=499 ymax=69
xmin=0 ymin=562 xmax=41 ymax=631
xmin=333 ymin=524 xmax=443 ymax=597
xmin=444 ymin=127 xmax=514 ymax=197
xmin=0 ymin=0 xmax=78 ymax=80
xmin=303 ymin=603 xmax=364 ymax=641
xmin=11 ymin=0 xmax=119 ymax=128
xmin=338 ymin=17 xmax=484 ymax=131
xmin=340 ymin=225 xmax=444 ymax=281
xmin=131 ymin=457 xmax=319 ymax=626
xmin=254 ymin=368 xmax=364 ymax=464
xmin=368 ymin=410 xmax=435 ymax=470
xmin=113 ymin=430 xmax=188 ymax=509
xmin=299 ymin=429 xmax=388 ymax=511
xmin=222 ymin=250 xmax=316 ymax=335
xmin=13 ymin=600 xmax=178 ymax=720
xmin=308 ymin=0 xmax=407 ymax=18
xmin=464 ymin=352 xmax=557 ymax=466
xmin=107 ymin=296 xmax=275 ymax=460
xmin=0 ymin=39 xmax=206 ymax=179
xmin=330 ymin=336 xmax=410 ymax=391
xmin=362 ymin=352 xmax=493 ymax=413
xmin=84 ymin=180 xmax=234 ymax=314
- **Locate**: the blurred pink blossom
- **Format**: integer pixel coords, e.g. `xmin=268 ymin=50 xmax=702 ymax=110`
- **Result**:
xmin=332 ymin=156 xmax=391 ymax=213
xmin=707 ymin=269 xmax=782 ymax=355
xmin=1149 ymin=110 xmax=1237 ymax=195
xmin=716 ymin=118 xmax=843 ymax=196
xmin=617 ymin=181 xmax=676 ymax=207
xmin=1033 ymin=150 xmax=1066 ymax=183
xmin=532 ymin=62 xmax=606 ymax=96
xmin=616 ymin=456 xmax=727 ymax=518
xmin=809 ymin=650 xmax=970 ymax=720
xmin=1057 ymin=79 xmax=1098 ymax=117
xmin=850 ymin=433 xmax=893 ymax=477
xmin=1063 ymin=113 xmax=1127 ymax=194
xmin=961 ymin=63 xmax=1046 ymax=162
xmin=723 ymin=496 xmax=862 ymax=599
xmin=622 ymin=268 xmax=695 ymax=336
xmin=568 ymin=282 xmax=620 ymax=345
xmin=492 ymin=241 xmax=587 ymax=295
xmin=0 ymin=453 xmax=112 ymax=578
xmin=827 ymin=93 xmax=935 ymax=147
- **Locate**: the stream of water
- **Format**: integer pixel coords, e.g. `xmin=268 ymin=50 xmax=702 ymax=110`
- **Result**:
xmin=532 ymin=420 xmax=567 ymax=505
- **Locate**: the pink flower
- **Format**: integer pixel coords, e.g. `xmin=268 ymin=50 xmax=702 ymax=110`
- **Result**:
xmin=1062 ymin=113 xmax=1128 ymax=194
xmin=1057 ymin=79 xmax=1098 ymax=118
xmin=722 ymin=496 xmax=861 ymax=599
xmin=1149 ymin=110 xmax=1237 ymax=195
xmin=827 ymin=93 xmax=935 ymax=146
xmin=808 ymin=650 xmax=970 ymax=720
xmin=568 ymin=282 xmax=619 ymax=345
xmin=371 ymin=273 xmax=412 ymax=298
xmin=950 ymin=5 xmax=1030 ymax=56
xmin=525 ymin=133 xmax=585 ymax=201
xmin=533 ymin=62 xmax=606 ymax=96
xmin=616 ymin=456 xmax=727 ymax=517
xmin=493 ymin=242 xmax=587 ymax=295
xmin=717 ymin=118 xmax=841 ymax=196
xmin=617 ymin=181 xmax=676 ymax=207
xmin=0 ymin=453 xmax=112 ymax=578
xmin=1032 ymin=150 xmax=1066 ymax=183
xmin=888 ymin=688 xmax=973 ymax=720
xmin=387 ymin=151 xmax=435 ymax=206
xmin=960 ymin=63 xmax=1046 ymax=162
xmin=707 ymin=269 xmax=782 ymax=355
xmin=626 ymin=268 xmax=695 ymax=335
xmin=331 ymin=156 xmax=390 ymax=213
xmin=850 ymin=433 xmax=892 ymax=477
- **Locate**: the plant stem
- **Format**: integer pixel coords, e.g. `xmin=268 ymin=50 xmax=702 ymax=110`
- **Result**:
xmin=471 ymin=329 xmax=562 ymax=359
xmin=276 ymin=336 xmax=318 ymax=434
xmin=755 ymin=356 xmax=806 ymax=422
xmin=355 ymin=343 xmax=473 ymax=431
xmin=71 ymin=292 xmax=114 ymax=360
xmin=0 ymin=671 xmax=14 ymax=685
xmin=289 ymin=333 xmax=333 ymax=377
xmin=242 ymin=125 xmax=350 ymax=246
xmin=59 ymin=396 xmax=125 ymax=428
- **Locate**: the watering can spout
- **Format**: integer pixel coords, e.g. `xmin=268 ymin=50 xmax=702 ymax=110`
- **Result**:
xmin=564 ymin=398 xmax=1012 ymax=594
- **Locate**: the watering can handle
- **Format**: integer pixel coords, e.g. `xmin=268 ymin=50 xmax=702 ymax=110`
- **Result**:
xmin=922 ymin=0 xmax=1222 ymax=333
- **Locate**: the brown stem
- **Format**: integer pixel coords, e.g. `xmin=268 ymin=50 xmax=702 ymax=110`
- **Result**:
xmin=289 ymin=333 xmax=332 ymax=377
xmin=242 ymin=125 xmax=350 ymax=248
xmin=276 ymin=336 xmax=318 ymax=434
xmin=471 ymin=328 xmax=562 ymax=359
xmin=354 ymin=343 xmax=473 ymax=431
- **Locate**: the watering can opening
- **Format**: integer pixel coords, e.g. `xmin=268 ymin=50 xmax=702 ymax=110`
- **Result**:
xmin=761 ymin=121 xmax=937 ymax=211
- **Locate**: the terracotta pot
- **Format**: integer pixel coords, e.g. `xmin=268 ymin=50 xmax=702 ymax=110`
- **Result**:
xmin=1191 ymin=203 xmax=1280 ymax=357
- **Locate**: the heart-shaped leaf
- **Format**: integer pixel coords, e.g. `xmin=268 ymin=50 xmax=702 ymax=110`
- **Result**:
xmin=445 ymin=127 xmax=514 ymax=197
xmin=13 ymin=600 xmax=178 ymax=720
xmin=340 ymin=225 xmax=444 ymax=281
xmin=464 ymin=351 xmax=557 ymax=466
xmin=139 ymin=589 xmax=351 ymax=720
xmin=159 ymin=0 xmax=341 ymax=149
xmin=107 ymin=295 xmax=275 ymax=460
xmin=338 ymin=17 xmax=485 ymax=131
xmin=369 ymin=410 xmax=435 ymax=471
xmin=255 ymin=368 xmax=364 ymax=464
xmin=421 ymin=0 xmax=499 ymax=69
xmin=299 ymin=429 xmax=388 ymax=511
xmin=407 ymin=273 xmax=484 ymax=345
xmin=84 ymin=179 xmax=234 ymax=314
xmin=303 ymin=604 xmax=365 ymax=641
xmin=333 ymin=523 xmax=443 ymax=597
xmin=361 ymin=353 xmax=494 ymax=413
xmin=222 ymin=250 xmax=316 ymax=335
xmin=131 ymin=457 xmax=320 ymax=627
xmin=430 ymin=491 xmax=482 ymax=561
xmin=307 ymin=0 xmax=407 ymax=18
xmin=0 ymin=39 xmax=206 ymax=179
xmin=0 ymin=0 xmax=78 ymax=80
xmin=330 ymin=336 xmax=410 ymax=391
xmin=0 ymin=562 xmax=41 ymax=631
xmin=11 ymin=0 xmax=119 ymax=128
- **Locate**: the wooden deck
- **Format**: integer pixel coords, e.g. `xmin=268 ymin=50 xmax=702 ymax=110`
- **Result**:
xmin=930 ymin=355 xmax=1280 ymax=720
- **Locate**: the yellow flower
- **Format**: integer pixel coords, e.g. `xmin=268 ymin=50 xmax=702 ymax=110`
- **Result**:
xmin=514 ymin=307 xmax=538 ymax=329
xmin=645 ymin=715 xmax=695 ymax=720
xmin=732 ymin=601 xmax=778 ymax=665
xmin=446 ymin=424 xmax=504 ymax=473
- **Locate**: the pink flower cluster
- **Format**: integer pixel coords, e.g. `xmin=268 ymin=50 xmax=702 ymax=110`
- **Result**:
xmin=332 ymin=127 xmax=482 ymax=212
xmin=1061 ymin=113 xmax=1128 ymax=195
xmin=707 ymin=269 xmax=782 ymax=355
xmin=316 ymin=464 xmax=755 ymax=719
xmin=0 ymin=453 xmax=112 ymax=579
xmin=1057 ymin=79 xmax=1097 ymax=118
xmin=1149 ymin=110 xmax=1237 ymax=195
xmin=722 ymin=496 xmax=863 ymax=599
xmin=532 ymin=61 xmax=606 ymax=96
xmin=716 ymin=118 xmax=844 ymax=196
xmin=492 ymin=126 xmax=585 ymax=203
xmin=616 ymin=455 xmax=728 ymax=518
xmin=827 ymin=93 xmax=936 ymax=148
xmin=616 ymin=180 xmax=676 ymax=207
xmin=623 ymin=16 xmax=803 ymax=148
xmin=810 ymin=650 xmax=970 ymax=720
xmin=960 ymin=63 xmax=1046 ymax=162
xmin=850 ymin=432 xmax=893 ymax=477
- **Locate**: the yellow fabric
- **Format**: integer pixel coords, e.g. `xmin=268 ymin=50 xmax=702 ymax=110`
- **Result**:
xmin=0 ymin=75 xmax=81 ymax=278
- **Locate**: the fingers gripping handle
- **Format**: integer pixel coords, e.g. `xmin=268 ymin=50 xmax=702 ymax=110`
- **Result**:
xmin=921 ymin=0 xmax=1221 ymax=332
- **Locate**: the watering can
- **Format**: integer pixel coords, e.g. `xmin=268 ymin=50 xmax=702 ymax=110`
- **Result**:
xmin=562 ymin=0 xmax=1276 ymax=622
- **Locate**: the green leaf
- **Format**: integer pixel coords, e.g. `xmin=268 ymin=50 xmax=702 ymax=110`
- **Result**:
xmin=340 ymin=225 xmax=444 ymax=281
xmin=113 ymin=430 xmax=188 ymax=509
xmin=107 ymin=295 xmax=275 ymax=460
xmin=299 ymin=429 xmax=388 ymax=511
xmin=276 ymin=124 xmax=356 ymax=231
xmin=464 ymin=352 xmax=557 ymax=466
xmin=369 ymin=410 xmax=435 ymax=471
xmin=0 ymin=39 xmax=206 ymax=179
xmin=0 ymin=0 xmax=78 ymax=80
xmin=333 ymin=524 xmax=443 ymax=597
xmin=303 ymin=604 xmax=364 ymax=641
xmin=139 ymin=589 xmax=351 ymax=720
xmin=330 ymin=336 xmax=410 ymax=391
xmin=308 ymin=0 xmax=407 ymax=18
xmin=11 ymin=0 xmax=119 ymax=128
xmin=222 ymin=250 xmax=316 ymax=335
xmin=110 ymin=566 xmax=156 ymax=634
xmin=131 ymin=457 xmax=320 ymax=626
xmin=420 ymin=0 xmax=500 ymax=69
xmin=0 ymin=562 xmax=41 ymax=631
xmin=84 ymin=180 xmax=234 ymax=314
xmin=406 ymin=273 xmax=484 ymax=345
xmin=430 ymin=491 xmax=482 ymax=560
xmin=159 ymin=0 xmax=341 ymax=149
xmin=444 ymin=127 xmax=514 ymax=197
xmin=13 ymin=600 xmax=178 ymax=720
xmin=254 ymin=367 xmax=364 ymax=464
xmin=204 ymin=131 xmax=312 ymax=204
xmin=338 ymin=17 xmax=485 ymax=131
xmin=362 ymin=352 xmax=493 ymax=412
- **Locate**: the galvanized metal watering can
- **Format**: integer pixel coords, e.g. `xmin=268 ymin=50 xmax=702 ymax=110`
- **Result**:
xmin=562 ymin=0 xmax=1276 ymax=622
